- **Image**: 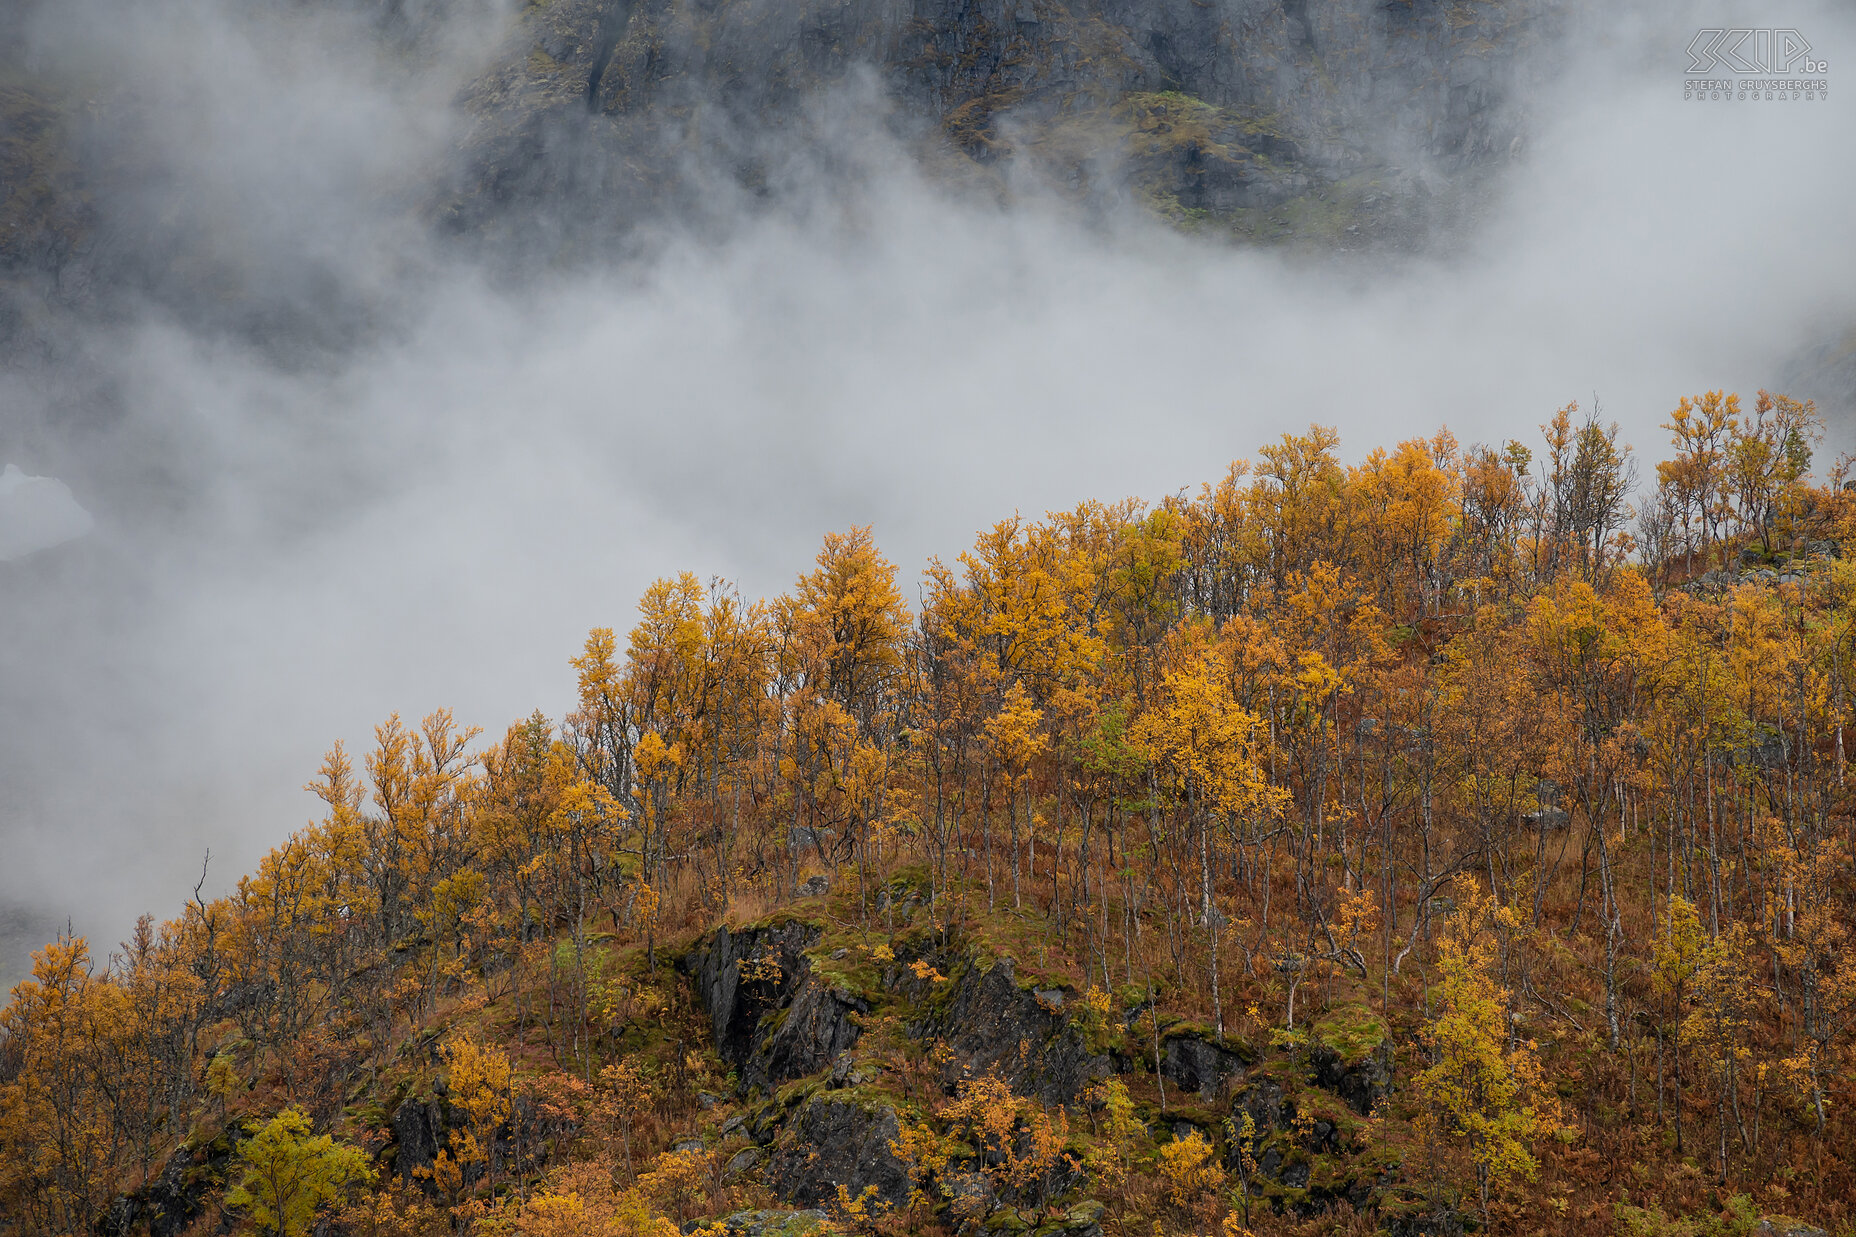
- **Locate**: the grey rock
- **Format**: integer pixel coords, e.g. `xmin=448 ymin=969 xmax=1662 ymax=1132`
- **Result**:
xmin=391 ymin=1095 xmax=455 ymax=1179
xmin=875 ymin=886 xmax=921 ymax=918
xmin=828 ymin=1050 xmax=883 ymax=1090
xmin=1757 ymin=1222 xmax=1829 ymax=1237
xmin=1059 ymin=1200 xmax=1108 ymax=1237
xmin=765 ymin=1096 xmax=912 ymax=1212
xmin=919 ymin=957 xmax=1113 ymax=1106
xmin=683 ymin=922 xmax=867 ymax=1097
xmin=1160 ymin=1030 xmax=1254 ymax=1101
xmin=792 ymin=828 xmax=837 ymax=865
xmin=1309 ymin=1038 xmax=1393 ymax=1116
xmin=100 ymin=1128 xmax=237 ymax=1237
xmin=1523 ymin=806 xmax=1570 ymax=831
xmin=706 ymin=1209 xmax=831 ymax=1237
xmin=1382 ymin=1207 xmax=1468 ymax=1237
xmin=724 ymin=1148 xmax=765 ymax=1181
xmin=1233 ymin=1078 xmax=1293 ymax=1136
xmin=441 ymin=0 xmax=1565 ymax=254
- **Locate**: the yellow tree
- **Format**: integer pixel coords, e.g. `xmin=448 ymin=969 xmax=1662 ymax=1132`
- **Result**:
xmin=778 ymin=527 xmax=912 ymax=908
xmin=0 ymin=935 xmax=129 ymax=1236
xmin=1133 ymin=634 xmax=1282 ymax=1034
xmin=1725 ymin=390 xmax=1822 ymax=554
xmin=1347 ymin=431 xmax=1461 ymax=621
xmin=1158 ymin=1129 xmax=1227 ymax=1229
xmin=226 ymin=1108 xmax=372 ymax=1237
xmin=430 ymin=1038 xmax=512 ymax=1205
xmin=1658 ymin=390 xmax=1739 ymax=571
xmin=1651 ymin=895 xmax=1708 ymax=1155
xmin=983 ymin=681 xmax=1046 ymax=909
xmin=896 ymin=1069 xmax=1069 ymax=1223
xmin=1459 ymin=441 xmax=1531 ymax=598
xmin=1413 ymin=892 xmax=1553 ymax=1221
xmin=569 ymin=628 xmax=629 ymax=812
xmin=1679 ymin=919 xmax=1757 ymax=1180
xmin=1528 ymin=570 xmax=1667 ymax=1048
xmin=1770 ymin=836 xmax=1856 ymax=1137
xmin=1246 ymin=425 xmax=1348 ymax=590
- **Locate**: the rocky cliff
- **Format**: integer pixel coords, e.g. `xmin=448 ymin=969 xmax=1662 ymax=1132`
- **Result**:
xmin=452 ymin=0 xmax=1560 ymax=248
xmin=668 ymin=879 xmax=1432 ymax=1234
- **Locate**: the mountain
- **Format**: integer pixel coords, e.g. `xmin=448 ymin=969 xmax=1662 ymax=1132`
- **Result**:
xmin=0 ymin=0 xmax=1560 ymax=350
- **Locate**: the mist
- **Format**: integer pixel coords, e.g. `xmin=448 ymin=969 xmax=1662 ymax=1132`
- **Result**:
xmin=1 ymin=0 xmax=1852 ymax=983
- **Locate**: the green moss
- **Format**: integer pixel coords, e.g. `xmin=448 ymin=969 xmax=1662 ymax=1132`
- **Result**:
xmin=1310 ymin=1001 xmax=1387 ymax=1066
xmin=1143 ymin=1101 xmax=1215 ymax=1132
xmin=765 ymin=1216 xmax=827 ymax=1237
xmin=1162 ymin=1021 xmax=1256 ymax=1059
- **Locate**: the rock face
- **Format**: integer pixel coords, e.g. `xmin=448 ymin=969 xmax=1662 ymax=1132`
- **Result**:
xmin=99 ymin=1129 xmax=235 ymax=1237
xmin=681 ymin=914 xmax=1419 ymax=1230
xmin=684 ymin=921 xmax=868 ymax=1096
xmin=390 ymin=1094 xmax=454 ymax=1179
xmin=921 ymin=955 xmax=1113 ymax=1106
xmin=452 ymin=0 xmax=1562 ymax=245
xmin=764 ymin=1095 xmax=913 ymax=1212
xmin=1160 ymin=1030 xmax=1253 ymax=1101
xmin=1757 ymin=1221 xmax=1830 ymax=1237
xmin=1309 ymin=1038 xmax=1391 ymax=1116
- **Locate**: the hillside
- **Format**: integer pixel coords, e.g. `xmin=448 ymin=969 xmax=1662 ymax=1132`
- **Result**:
xmin=5 ymin=394 xmax=1856 ymax=1237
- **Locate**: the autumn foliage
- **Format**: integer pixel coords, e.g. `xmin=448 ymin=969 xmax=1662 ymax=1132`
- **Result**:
xmin=7 ymin=392 xmax=1856 ymax=1237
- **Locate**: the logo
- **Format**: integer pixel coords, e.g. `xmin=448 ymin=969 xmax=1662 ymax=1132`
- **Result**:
xmin=1683 ymin=28 xmax=1828 ymax=101
xmin=1686 ymin=29 xmax=1825 ymax=75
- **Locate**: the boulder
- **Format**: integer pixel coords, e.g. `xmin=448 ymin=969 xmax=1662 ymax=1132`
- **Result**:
xmin=1381 ymin=1205 xmax=1468 ymax=1237
xmin=1232 ymin=1077 xmax=1292 ymax=1136
xmin=390 ymin=1095 xmax=454 ymax=1179
xmin=723 ymin=1147 xmax=765 ymax=1181
xmin=1523 ymin=806 xmax=1570 ymax=831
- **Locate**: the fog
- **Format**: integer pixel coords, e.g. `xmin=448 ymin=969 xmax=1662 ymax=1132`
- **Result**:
xmin=1 ymin=0 xmax=1852 ymax=983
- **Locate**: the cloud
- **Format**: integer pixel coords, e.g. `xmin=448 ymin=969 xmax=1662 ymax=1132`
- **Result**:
xmin=0 ymin=0 xmax=1851 ymax=980
xmin=0 ymin=465 xmax=94 ymax=561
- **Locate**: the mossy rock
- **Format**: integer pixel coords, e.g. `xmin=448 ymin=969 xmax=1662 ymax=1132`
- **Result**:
xmin=1310 ymin=1002 xmax=1387 ymax=1066
xmin=984 ymin=1210 xmax=1032 ymax=1235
